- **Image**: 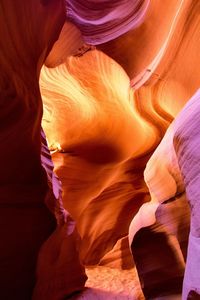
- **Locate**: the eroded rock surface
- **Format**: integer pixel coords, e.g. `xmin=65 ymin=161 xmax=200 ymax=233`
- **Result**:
xmin=2 ymin=0 xmax=200 ymax=299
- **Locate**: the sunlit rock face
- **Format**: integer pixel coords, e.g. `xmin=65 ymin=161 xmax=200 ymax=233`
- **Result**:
xmin=41 ymin=0 xmax=200 ymax=298
xmin=40 ymin=49 xmax=156 ymax=266
xmin=2 ymin=0 xmax=200 ymax=299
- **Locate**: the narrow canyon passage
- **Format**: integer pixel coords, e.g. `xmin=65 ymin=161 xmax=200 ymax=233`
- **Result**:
xmin=1 ymin=0 xmax=200 ymax=299
xmin=41 ymin=1 xmax=200 ymax=297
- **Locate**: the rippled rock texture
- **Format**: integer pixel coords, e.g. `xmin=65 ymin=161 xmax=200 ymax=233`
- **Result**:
xmin=1 ymin=0 xmax=200 ymax=299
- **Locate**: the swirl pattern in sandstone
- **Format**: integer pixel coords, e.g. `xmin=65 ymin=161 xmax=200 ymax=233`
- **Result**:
xmin=65 ymin=0 xmax=150 ymax=45
xmin=2 ymin=0 xmax=200 ymax=298
xmin=41 ymin=3 xmax=200 ymax=297
xmin=40 ymin=48 xmax=157 ymax=266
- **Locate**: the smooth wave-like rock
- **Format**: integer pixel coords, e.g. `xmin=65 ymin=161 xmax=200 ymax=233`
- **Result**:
xmin=2 ymin=0 xmax=200 ymax=299
xmin=40 ymin=49 xmax=156 ymax=266
xmin=130 ymin=90 xmax=200 ymax=299
xmin=41 ymin=1 xmax=200 ymax=296
xmin=173 ymin=89 xmax=200 ymax=299
xmin=65 ymin=0 xmax=150 ymax=45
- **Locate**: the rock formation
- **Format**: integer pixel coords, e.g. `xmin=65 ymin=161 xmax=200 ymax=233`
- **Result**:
xmin=0 ymin=1 xmax=86 ymax=299
xmin=1 ymin=0 xmax=200 ymax=299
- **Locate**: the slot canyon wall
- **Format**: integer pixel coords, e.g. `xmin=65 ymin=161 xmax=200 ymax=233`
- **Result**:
xmin=0 ymin=1 xmax=86 ymax=299
xmin=1 ymin=0 xmax=200 ymax=299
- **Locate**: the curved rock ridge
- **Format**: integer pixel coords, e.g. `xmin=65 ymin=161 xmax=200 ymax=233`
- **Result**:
xmin=130 ymin=89 xmax=200 ymax=241
xmin=65 ymin=0 xmax=150 ymax=45
xmin=173 ymin=89 xmax=200 ymax=299
xmin=128 ymin=111 xmax=187 ymax=245
xmin=45 ymin=21 xmax=84 ymax=68
xmin=129 ymin=90 xmax=200 ymax=298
